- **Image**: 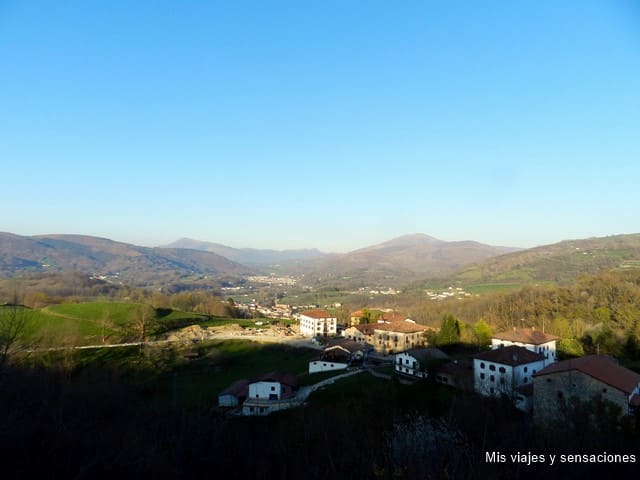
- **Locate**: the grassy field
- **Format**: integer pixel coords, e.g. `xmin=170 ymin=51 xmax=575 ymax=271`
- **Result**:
xmin=2 ymin=301 xmax=248 ymax=347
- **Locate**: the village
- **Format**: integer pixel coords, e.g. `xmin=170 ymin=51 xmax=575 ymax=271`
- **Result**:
xmin=218 ymin=309 xmax=640 ymax=424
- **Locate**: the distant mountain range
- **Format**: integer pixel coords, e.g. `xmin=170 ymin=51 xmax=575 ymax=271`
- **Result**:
xmin=163 ymin=238 xmax=325 ymax=265
xmin=278 ymin=233 xmax=520 ymax=287
xmin=3 ymin=231 xmax=639 ymax=291
xmin=0 ymin=233 xmax=254 ymax=287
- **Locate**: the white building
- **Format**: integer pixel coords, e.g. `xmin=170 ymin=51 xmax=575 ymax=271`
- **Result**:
xmin=308 ymin=340 xmax=365 ymax=374
xmin=395 ymin=347 xmax=448 ymax=379
xmin=492 ymin=327 xmax=559 ymax=367
xmin=299 ymin=309 xmax=337 ymax=337
xmin=242 ymin=372 xmax=299 ymax=416
xmin=473 ymin=345 xmax=546 ymax=409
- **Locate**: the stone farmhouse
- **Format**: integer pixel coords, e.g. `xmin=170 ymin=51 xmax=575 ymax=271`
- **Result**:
xmin=533 ymin=355 xmax=640 ymax=423
xmin=344 ymin=318 xmax=434 ymax=355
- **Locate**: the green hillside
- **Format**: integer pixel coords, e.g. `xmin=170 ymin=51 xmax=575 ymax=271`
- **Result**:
xmin=451 ymin=233 xmax=640 ymax=289
xmin=2 ymin=301 xmax=216 ymax=347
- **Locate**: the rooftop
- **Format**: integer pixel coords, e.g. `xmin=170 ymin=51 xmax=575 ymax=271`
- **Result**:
xmin=474 ymin=345 xmax=545 ymax=366
xmin=493 ymin=327 xmax=560 ymax=345
xmin=533 ymin=355 xmax=640 ymax=395
xmin=355 ymin=320 xmax=433 ymax=335
xmin=402 ymin=347 xmax=449 ymax=363
xmin=300 ymin=309 xmax=334 ymax=319
xmin=250 ymin=372 xmax=299 ymax=388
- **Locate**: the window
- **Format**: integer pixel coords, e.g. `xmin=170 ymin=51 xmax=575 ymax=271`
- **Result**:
xmin=602 ymin=388 xmax=607 ymax=393
xmin=489 ymin=365 xmax=496 ymax=371
xmin=499 ymin=378 xmax=505 ymax=385
xmin=523 ymin=377 xmax=528 ymax=383
xmin=480 ymin=373 xmax=485 ymax=380
xmin=524 ymin=366 xmax=528 ymax=373
xmin=498 ymin=367 xmax=506 ymax=373
xmin=480 ymin=362 xmax=485 ymax=369
xmin=270 ymin=386 xmax=275 ymax=391
xmin=259 ymin=407 xmax=265 ymax=413
xmin=557 ymin=391 xmax=563 ymax=400
xmin=490 ymin=375 xmax=495 ymax=382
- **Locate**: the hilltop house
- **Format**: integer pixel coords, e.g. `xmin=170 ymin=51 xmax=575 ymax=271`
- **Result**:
xmin=299 ymin=309 xmax=337 ymax=337
xmin=344 ymin=318 xmax=433 ymax=355
xmin=473 ymin=345 xmax=546 ymax=411
xmin=242 ymin=372 xmax=299 ymax=416
xmin=492 ymin=327 xmax=559 ymax=367
xmin=308 ymin=339 xmax=366 ymax=374
xmin=395 ymin=347 xmax=448 ymax=379
xmin=533 ymin=355 xmax=640 ymax=423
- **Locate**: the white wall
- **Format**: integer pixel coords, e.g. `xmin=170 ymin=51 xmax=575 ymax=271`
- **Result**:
xmin=473 ymin=358 xmax=545 ymax=398
xmin=308 ymin=360 xmax=348 ymax=374
xmin=394 ymin=352 xmax=426 ymax=378
xmin=249 ymin=381 xmax=282 ymax=400
xmin=491 ymin=339 xmax=557 ymax=366
xmin=300 ymin=314 xmax=338 ymax=336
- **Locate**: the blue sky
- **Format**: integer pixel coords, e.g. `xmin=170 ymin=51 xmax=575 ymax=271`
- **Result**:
xmin=2 ymin=1 xmax=639 ymax=252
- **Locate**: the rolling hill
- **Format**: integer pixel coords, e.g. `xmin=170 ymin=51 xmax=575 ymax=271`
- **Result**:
xmin=451 ymin=233 xmax=640 ymax=287
xmin=164 ymin=238 xmax=326 ymax=265
xmin=0 ymin=233 xmax=255 ymax=287
xmin=284 ymin=234 xmax=519 ymax=287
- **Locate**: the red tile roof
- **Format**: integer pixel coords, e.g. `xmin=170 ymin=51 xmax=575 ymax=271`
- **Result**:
xmin=533 ymin=355 xmax=640 ymax=395
xmin=220 ymin=379 xmax=249 ymax=397
xmin=493 ymin=328 xmax=560 ymax=345
xmin=380 ymin=312 xmax=408 ymax=322
xmin=474 ymin=345 xmax=545 ymax=366
xmin=300 ymin=309 xmax=334 ymax=319
xmin=325 ymin=339 xmax=365 ymax=353
xmin=354 ymin=320 xmax=432 ymax=334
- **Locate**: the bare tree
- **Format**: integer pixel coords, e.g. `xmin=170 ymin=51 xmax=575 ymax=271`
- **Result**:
xmin=0 ymin=294 xmax=32 ymax=369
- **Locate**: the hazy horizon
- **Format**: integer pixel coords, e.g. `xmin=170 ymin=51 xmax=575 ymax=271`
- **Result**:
xmin=2 ymin=2 xmax=639 ymax=252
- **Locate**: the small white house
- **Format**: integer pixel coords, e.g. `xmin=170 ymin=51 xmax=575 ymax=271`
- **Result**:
xmin=473 ymin=345 xmax=545 ymax=406
xmin=299 ymin=309 xmax=337 ymax=337
xmin=308 ymin=340 xmax=365 ymax=374
xmin=242 ymin=372 xmax=299 ymax=416
xmin=492 ymin=327 xmax=559 ymax=367
xmin=395 ymin=348 xmax=448 ymax=379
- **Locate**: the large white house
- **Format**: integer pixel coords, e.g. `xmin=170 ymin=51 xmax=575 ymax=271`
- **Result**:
xmin=473 ymin=345 xmax=546 ymax=410
xmin=299 ymin=309 xmax=337 ymax=337
xmin=492 ymin=327 xmax=559 ymax=367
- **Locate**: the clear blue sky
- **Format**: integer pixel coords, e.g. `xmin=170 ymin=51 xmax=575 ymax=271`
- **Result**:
xmin=2 ymin=1 xmax=639 ymax=252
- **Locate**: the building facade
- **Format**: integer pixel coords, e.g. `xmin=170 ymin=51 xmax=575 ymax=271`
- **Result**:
xmin=299 ymin=309 xmax=337 ymax=337
xmin=473 ymin=346 xmax=546 ymax=404
xmin=533 ymin=355 xmax=640 ymax=423
xmin=491 ymin=327 xmax=559 ymax=367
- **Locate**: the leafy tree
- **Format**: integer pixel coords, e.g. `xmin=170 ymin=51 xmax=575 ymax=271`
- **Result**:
xmin=473 ymin=319 xmax=492 ymax=346
xmin=436 ymin=314 xmax=461 ymax=346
